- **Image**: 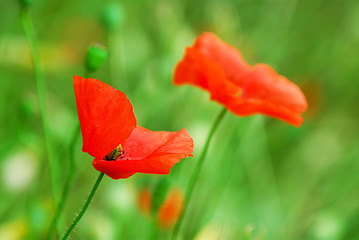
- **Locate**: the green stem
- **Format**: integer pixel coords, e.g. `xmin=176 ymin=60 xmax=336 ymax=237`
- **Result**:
xmin=47 ymin=125 xmax=81 ymax=240
xmin=48 ymin=69 xmax=89 ymax=239
xmin=20 ymin=8 xmax=61 ymax=202
xmin=47 ymin=68 xmax=90 ymax=239
xmin=61 ymin=172 xmax=105 ymax=240
xmin=150 ymin=218 xmax=160 ymax=240
xmin=107 ymin=33 xmax=127 ymax=91
xmin=171 ymin=107 xmax=227 ymax=240
xmin=107 ymin=32 xmax=115 ymax=87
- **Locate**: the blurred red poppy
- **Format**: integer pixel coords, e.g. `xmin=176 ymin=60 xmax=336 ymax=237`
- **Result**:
xmin=74 ymin=76 xmax=194 ymax=179
xmin=158 ymin=188 xmax=184 ymax=229
xmin=138 ymin=187 xmax=151 ymax=216
xmin=174 ymin=32 xmax=308 ymax=127
xmin=137 ymin=187 xmax=184 ymax=229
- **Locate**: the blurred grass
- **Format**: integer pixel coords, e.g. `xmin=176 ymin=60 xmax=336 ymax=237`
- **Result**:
xmin=1 ymin=0 xmax=359 ymax=239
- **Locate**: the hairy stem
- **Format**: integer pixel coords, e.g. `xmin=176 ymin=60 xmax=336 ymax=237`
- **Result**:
xmin=47 ymin=125 xmax=81 ymax=239
xmin=61 ymin=172 xmax=105 ymax=240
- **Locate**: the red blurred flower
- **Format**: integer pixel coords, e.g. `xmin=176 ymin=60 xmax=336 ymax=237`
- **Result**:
xmin=174 ymin=32 xmax=308 ymax=127
xmin=137 ymin=187 xmax=184 ymax=229
xmin=158 ymin=188 xmax=184 ymax=229
xmin=74 ymin=76 xmax=194 ymax=179
xmin=138 ymin=188 xmax=151 ymax=216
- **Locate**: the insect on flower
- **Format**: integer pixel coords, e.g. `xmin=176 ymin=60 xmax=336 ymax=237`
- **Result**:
xmin=105 ymin=144 xmax=126 ymax=161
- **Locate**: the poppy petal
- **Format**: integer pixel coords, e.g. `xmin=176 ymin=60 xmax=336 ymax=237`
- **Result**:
xmin=241 ymin=64 xmax=308 ymax=113
xmin=224 ymin=64 xmax=308 ymax=126
xmin=174 ymin=33 xmax=250 ymax=101
xmin=192 ymin=32 xmax=252 ymax=84
xmin=174 ymin=47 xmax=240 ymax=101
xmin=92 ymin=126 xmax=194 ymax=179
xmin=174 ymin=32 xmax=251 ymax=94
xmin=73 ymin=75 xmax=137 ymax=159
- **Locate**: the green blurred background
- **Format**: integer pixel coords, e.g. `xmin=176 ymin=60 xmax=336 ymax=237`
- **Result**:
xmin=1 ymin=0 xmax=359 ymax=239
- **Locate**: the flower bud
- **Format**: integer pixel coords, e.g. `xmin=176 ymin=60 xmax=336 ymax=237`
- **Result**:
xmin=85 ymin=44 xmax=108 ymax=73
xmin=100 ymin=3 xmax=125 ymax=32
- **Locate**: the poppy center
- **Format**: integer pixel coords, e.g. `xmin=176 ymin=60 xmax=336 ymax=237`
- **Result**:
xmin=105 ymin=144 xmax=126 ymax=161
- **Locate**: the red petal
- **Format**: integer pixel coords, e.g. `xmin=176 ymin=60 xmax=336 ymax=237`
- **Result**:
xmin=174 ymin=47 xmax=240 ymax=101
xmin=174 ymin=32 xmax=251 ymax=92
xmin=92 ymin=126 xmax=194 ymax=179
xmin=222 ymin=64 xmax=307 ymax=126
xmin=73 ymin=76 xmax=137 ymax=159
xmin=193 ymin=32 xmax=251 ymax=85
xmin=242 ymin=64 xmax=308 ymax=113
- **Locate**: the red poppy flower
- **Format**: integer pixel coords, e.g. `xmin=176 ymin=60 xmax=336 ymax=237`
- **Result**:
xmin=174 ymin=32 xmax=308 ymax=127
xmin=74 ymin=75 xmax=194 ymax=179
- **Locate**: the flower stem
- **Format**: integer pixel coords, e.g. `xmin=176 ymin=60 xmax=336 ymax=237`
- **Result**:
xmin=20 ymin=8 xmax=61 ymax=202
xmin=61 ymin=172 xmax=105 ymax=240
xmin=150 ymin=218 xmax=160 ymax=240
xmin=47 ymin=125 xmax=81 ymax=240
xmin=107 ymin=33 xmax=128 ymax=91
xmin=171 ymin=107 xmax=227 ymax=239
